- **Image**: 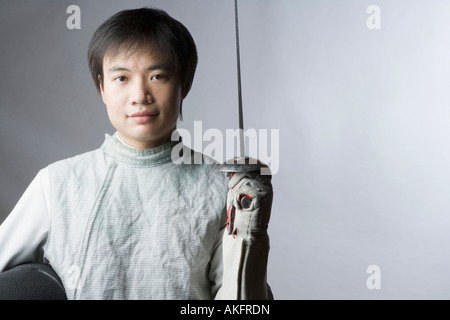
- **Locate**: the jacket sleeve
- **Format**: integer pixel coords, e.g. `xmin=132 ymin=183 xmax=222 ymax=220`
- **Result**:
xmin=0 ymin=168 xmax=51 ymax=272
xmin=209 ymin=226 xmax=225 ymax=299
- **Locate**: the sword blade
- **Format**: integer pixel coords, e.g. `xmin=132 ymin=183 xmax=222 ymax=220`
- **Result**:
xmin=234 ymin=0 xmax=245 ymax=158
xmin=218 ymin=0 xmax=269 ymax=174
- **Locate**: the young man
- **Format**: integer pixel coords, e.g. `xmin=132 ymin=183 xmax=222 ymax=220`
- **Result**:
xmin=0 ymin=7 xmax=273 ymax=300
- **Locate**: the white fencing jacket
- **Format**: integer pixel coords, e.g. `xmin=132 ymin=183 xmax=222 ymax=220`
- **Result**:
xmin=0 ymin=134 xmax=229 ymax=299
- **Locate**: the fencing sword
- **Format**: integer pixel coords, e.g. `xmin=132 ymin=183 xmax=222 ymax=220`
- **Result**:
xmin=219 ymin=0 xmax=271 ymax=235
xmin=218 ymin=0 xmax=269 ymax=175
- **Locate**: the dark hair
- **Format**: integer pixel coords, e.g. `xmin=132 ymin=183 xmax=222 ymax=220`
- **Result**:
xmin=88 ymin=7 xmax=198 ymax=117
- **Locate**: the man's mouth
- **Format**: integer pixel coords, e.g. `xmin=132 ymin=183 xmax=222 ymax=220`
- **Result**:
xmin=129 ymin=111 xmax=159 ymax=123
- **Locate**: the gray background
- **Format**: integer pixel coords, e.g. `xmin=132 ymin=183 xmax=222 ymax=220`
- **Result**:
xmin=2 ymin=0 xmax=450 ymax=299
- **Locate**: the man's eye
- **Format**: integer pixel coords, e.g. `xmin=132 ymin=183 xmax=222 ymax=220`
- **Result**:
xmin=151 ymin=74 xmax=167 ymax=80
xmin=114 ymin=76 xmax=127 ymax=82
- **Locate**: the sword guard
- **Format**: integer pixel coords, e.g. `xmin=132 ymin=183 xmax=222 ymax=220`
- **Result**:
xmin=218 ymin=156 xmax=270 ymax=175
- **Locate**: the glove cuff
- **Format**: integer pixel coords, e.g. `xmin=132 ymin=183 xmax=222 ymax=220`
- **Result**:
xmin=218 ymin=233 xmax=271 ymax=300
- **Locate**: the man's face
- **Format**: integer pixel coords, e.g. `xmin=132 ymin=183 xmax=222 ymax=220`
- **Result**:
xmin=100 ymin=48 xmax=182 ymax=149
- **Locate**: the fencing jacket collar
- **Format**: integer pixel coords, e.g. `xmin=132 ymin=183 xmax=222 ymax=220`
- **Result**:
xmin=103 ymin=133 xmax=178 ymax=167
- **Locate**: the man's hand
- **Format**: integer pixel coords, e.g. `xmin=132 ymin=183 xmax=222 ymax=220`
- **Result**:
xmin=226 ymin=171 xmax=273 ymax=244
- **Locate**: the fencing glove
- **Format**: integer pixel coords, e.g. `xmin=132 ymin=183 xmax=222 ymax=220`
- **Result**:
xmin=219 ymin=169 xmax=273 ymax=300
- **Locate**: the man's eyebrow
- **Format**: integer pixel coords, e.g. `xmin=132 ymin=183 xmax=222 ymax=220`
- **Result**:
xmin=108 ymin=64 xmax=170 ymax=72
xmin=147 ymin=64 xmax=170 ymax=71
xmin=108 ymin=66 xmax=129 ymax=72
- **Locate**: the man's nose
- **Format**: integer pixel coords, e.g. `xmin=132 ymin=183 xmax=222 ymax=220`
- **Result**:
xmin=131 ymin=78 xmax=153 ymax=105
